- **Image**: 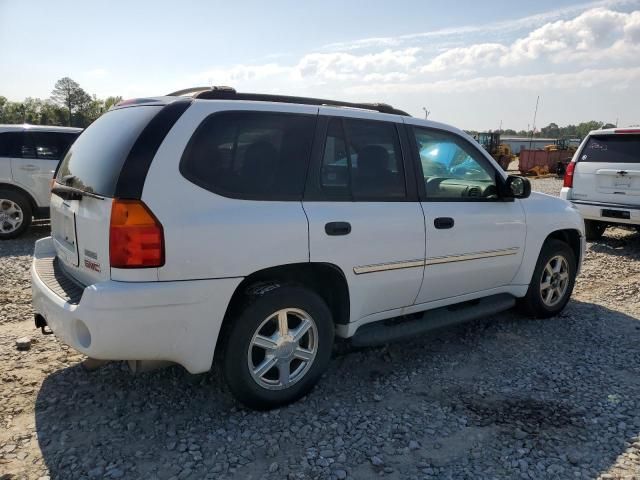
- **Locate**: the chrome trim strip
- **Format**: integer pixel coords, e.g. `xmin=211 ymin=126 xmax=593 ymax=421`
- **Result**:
xmin=353 ymin=248 xmax=519 ymax=275
xmin=426 ymin=247 xmax=520 ymax=266
xmin=353 ymin=259 xmax=424 ymax=275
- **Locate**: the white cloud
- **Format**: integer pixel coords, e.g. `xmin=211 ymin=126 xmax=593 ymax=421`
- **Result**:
xmin=190 ymin=63 xmax=291 ymax=85
xmin=345 ymin=66 xmax=640 ymax=94
xmin=321 ymin=0 xmax=640 ymax=52
xmin=186 ymin=5 xmax=640 ymax=106
xmin=421 ymin=43 xmax=508 ymax=73
xmin=419 ymin=7 xmax=640 ymax=73
xmin=296 ymin=48 xmax=420 ymax=82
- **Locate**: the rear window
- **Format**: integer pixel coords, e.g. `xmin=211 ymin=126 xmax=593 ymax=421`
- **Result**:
xmin=580 ymin=135 xmax=640 ymax=163
xmin=56 ymin=106 xmax=162 ymax=196
xmin=180 ymin=111 xmax=316 ymax=200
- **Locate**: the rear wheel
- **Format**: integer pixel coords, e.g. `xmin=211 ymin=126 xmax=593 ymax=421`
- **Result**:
xmin=0 ymin=189 xmax=32 ymax=239
xmin=222 ymin=285 xmax=334 ymax=410
xmin=584 ymin=220 xmax=606 ymax=241
xmin=519 ymin=239 xmax=576 ymax=318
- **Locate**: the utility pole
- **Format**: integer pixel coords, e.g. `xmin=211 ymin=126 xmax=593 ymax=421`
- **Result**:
xmin=422 ymin=107 xmax=430 ymax=120
xmin=529 ymin=96 xmax=539 ymax=151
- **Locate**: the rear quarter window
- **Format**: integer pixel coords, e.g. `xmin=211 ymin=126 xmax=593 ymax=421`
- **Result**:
xmin=0 ymin=132 xmax=20 ymax=157
xmin=180 ymin=111 xmax=317 ymax=200
xmin=56 ymin=106 xmax=162 ymax=196
xmin=580 ymin=135 xmax=640 ymax=163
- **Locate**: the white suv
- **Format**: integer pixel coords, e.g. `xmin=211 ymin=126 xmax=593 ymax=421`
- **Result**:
xmin=31 ymin=88 xmax=585 ymax=409
xmin=561 ymin=128 xmax=640 ymax=240
xmin=0 ymin=124 xmax=81 ymax=238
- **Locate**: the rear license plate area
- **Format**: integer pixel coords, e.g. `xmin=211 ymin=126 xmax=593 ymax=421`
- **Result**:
xmin=52 ymin=202 xmax=79 ymax=266
xmin=602 ymin=209 xmax=630 ymax=220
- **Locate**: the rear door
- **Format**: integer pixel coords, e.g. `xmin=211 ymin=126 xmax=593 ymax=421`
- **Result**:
xmin=51 ymin=105 xmax=165 ymax=285
xmin=303 ymin=111 xmax=425 ymax=322
xmin=12 ymin=131 xmax=78 ymax=207
xmin=573 ymin=133 xmax=640 ymax=206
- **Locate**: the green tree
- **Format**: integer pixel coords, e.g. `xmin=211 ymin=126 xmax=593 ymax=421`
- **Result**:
xmin=104 ymin=96 xmax=123 ymax=111
xmin=50 ymin=77 xmax=92 ymax=126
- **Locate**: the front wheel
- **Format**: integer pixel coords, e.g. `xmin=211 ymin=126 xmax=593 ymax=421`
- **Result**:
xmin=519 ymin=239 xmax=576 ymax=318
xmin=222 ymin=285 xmax=334 ymax=410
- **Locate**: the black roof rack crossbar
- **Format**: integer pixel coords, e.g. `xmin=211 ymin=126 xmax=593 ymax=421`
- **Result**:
xmin=185 ymin=88 xmax=410 ymax=116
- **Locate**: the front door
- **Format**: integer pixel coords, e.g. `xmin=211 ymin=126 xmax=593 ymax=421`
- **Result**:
xmin=406 ymin=123 xmax=526 ymax=304
xmin=303 ymin=113 xmax=425 ymax=322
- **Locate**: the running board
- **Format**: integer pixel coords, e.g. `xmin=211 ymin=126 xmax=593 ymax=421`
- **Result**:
xmin=350 ymin=294 xmax=516 ymax=347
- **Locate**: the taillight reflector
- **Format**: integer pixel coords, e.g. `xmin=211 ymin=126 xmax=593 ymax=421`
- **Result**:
xmin=110 ymin=199 xmax=164 ymax=268
xmin=564 ymin=161 xmax=576 ymax=188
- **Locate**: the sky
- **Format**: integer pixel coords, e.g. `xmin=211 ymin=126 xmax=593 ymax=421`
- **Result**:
xmin=1 ymin=0 xmax=639 ymax=130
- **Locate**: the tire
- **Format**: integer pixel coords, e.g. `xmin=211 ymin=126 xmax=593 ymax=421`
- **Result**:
xmin=584 ymin=220 xmax=606 ymax=241
xmin=518 ymin=239 xmax=576 ymax=318
xmin=222 ymin=285 xmax=334 ymax=410
xmin=0 ymin=189 xmax=32 ymax=239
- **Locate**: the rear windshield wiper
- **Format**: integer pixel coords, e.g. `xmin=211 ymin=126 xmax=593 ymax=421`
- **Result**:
xmin=51 ymin=184 xmax=105 ymax=201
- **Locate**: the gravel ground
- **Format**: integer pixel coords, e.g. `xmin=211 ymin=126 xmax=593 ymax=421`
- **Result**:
xmin=2 ymin=178 xmax=640 ymax=480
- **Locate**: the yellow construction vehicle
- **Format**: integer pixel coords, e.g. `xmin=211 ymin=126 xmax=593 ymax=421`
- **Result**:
xmin=475 ymin=132 xmax=514 ymax=170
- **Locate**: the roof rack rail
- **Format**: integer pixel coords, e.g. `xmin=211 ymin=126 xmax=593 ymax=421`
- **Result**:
xmin=167 ymin=86 xmax=410 ymax=116
xmin=166 ymin=86 xmax=236 ymax=97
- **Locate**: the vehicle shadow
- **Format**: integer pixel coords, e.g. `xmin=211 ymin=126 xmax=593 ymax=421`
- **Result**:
xmin=35 ymin=299 xmax=640 ymax=479
xmin=588 ymin=226 xmax=640 ymax=259
xmin=0 ymin=222 xmax=50 ymax=257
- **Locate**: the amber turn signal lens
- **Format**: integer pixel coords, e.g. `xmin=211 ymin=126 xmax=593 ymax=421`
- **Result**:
xmin=109 ymin=199 xmax=164 ymax=268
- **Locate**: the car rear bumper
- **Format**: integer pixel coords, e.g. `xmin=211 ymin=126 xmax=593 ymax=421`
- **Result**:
xmin=31 ymin=236 xmax=242 ymax=373
xmin=564 ymin=197 xmax=640 ymax=226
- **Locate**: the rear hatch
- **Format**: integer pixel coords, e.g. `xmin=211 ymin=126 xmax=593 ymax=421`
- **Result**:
xmin=50 ymin=105 xmax=164 ymax=285
xmin=573 ymin=132 xmax=640 ymax=206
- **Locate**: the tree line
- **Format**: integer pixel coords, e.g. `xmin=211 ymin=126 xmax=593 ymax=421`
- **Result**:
xmin=0 ymin=77 xmax=121 ymax=128
xmin=468 ymin=120 xmax=618 ymax=140
xmin=0 ymin=78 xmax=625 ymax=138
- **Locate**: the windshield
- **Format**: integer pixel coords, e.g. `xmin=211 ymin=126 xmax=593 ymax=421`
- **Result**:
xmin=580 ymin=135 xmax=640 ymax=163
xmin=56 ymin=106 xmax=162 ymax=196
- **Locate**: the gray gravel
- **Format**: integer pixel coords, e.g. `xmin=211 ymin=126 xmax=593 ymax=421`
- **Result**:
xmin=2 ymin=179 xmax=640 ymax=479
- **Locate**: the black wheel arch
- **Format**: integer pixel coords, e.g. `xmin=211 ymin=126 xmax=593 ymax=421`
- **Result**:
xmin=544 ymin=228 xmax=582 ymax=270
xmin=0 ymin=183 xmax=38 ymax=214
xmin=216 ymin=262 xmax=350 ymax=357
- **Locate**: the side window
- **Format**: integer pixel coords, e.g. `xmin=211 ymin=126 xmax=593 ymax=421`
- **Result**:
xmin=320 ymin=117 xmax=406 ymax=200
xmin=23 ymin=132 xmax=76 ymax=160
xmin=413 ymin=127 xmax=498 ymax=200
xmin=0 ymin=132 xmax=20 ymax=158
xmin=180 ymin=111 xmax=317 ymax=200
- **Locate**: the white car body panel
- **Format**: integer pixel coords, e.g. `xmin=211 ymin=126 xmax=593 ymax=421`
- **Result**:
xmin=32 ymin=237 xmax=241 ymax=373
xmin=304 ymin=201 xmax=425 ymax=321
xmin=143 ymin=100 xmax=315 ymax=281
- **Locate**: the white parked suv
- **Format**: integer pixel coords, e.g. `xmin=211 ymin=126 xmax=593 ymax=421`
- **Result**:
xmin=31 ymin=88 xmax=585 ymax=409
xmin=0 ymin=124 xmax=81 ymax=238
xmin=561 ymin=128 xmax=640 ymax=240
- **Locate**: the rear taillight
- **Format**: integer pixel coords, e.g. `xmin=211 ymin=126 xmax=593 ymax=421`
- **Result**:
xmin=615 ymin=129 xmax=640 ymax=134
xmin=110 ymin=199 xmax=164 ymax=268
xmin=564 ymin=161 xmax=576 ymax=188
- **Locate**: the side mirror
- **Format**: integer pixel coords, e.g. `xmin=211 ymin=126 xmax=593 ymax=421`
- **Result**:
xmin=505 ymin=175 xmax=531 ymax=199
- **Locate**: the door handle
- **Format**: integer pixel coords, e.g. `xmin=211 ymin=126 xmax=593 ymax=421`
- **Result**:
xmin=20 ymin=165 xmax=39 ymax=171
xmin=325 ymin=221 xmax=351 ymax=236
xmin=434 ymin=217 xmax=454 ymax=229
